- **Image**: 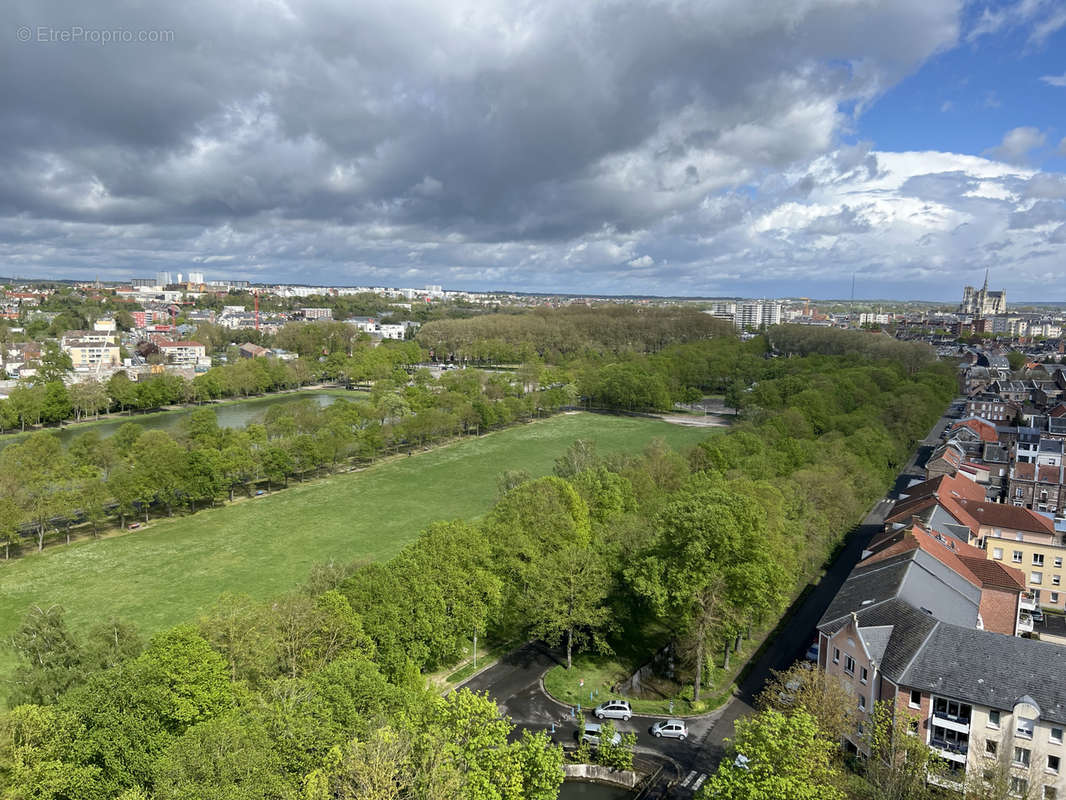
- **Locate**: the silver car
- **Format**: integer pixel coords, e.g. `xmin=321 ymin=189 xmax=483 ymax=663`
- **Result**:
xmin=650 ymin=718 xmax=688 ymax=740
xmin=578 ymin=722 xmax=622 ymax=746
xmin=594 ymin=700 xmax=632 ymax=721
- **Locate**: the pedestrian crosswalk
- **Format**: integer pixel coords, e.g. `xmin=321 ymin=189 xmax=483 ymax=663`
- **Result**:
xmin=677 ymin=769 xmax=708 ymax=792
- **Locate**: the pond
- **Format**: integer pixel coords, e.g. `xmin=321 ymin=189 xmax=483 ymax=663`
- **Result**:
xmin=557 ymin=781 xmax=634 ymax=800
xmin=0 ymin=391 xmax=342 ymax=450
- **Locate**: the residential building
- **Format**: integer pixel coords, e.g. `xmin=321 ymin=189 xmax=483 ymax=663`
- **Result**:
xmin=157 ymin=340 xmax=206 ymax=366
xmin=300 ymin=307 xmax=333 ymax=320
xmin=735 ymin=301 xmax=781 ymax=330
xmin=238 ymin=342 xmax=270 ymax=359
xmin=818 ymin=522 xmax=1066 ymax=798
xmin=63 ymin=339 xmax=121 ymax=369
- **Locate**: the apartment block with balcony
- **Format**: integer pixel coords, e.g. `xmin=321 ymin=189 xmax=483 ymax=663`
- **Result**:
xmin=819 ymin=523 xmax=1066 ymax=797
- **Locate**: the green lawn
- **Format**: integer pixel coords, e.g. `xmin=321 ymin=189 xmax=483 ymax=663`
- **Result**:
xmin=0 ymin=413 xmax=712 ymax=704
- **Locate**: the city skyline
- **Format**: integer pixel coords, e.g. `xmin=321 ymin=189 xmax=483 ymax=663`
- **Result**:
xmin=2 ymin=1 xmax=1065 ymax=299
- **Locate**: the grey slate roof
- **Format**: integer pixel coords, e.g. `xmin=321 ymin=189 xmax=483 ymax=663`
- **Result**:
xmin=858 ymin=625 xmax=893 ymax=664
xmin=900 ymin=624 xmax=1066 ymax=723
xmin=818 ymin=549 xmax=980 ymax=631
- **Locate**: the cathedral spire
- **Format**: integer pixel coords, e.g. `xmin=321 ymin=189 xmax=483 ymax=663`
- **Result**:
xmin=983 ymin=268 xmax=989 ymax=291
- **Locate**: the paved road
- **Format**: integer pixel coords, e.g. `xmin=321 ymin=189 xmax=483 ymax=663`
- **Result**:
xmin=464 ymin=404 xmax=956 ymax=797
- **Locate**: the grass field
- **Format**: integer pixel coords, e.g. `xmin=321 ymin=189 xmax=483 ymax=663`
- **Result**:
xmin=0 ymin=412 xmax=712 ymax=703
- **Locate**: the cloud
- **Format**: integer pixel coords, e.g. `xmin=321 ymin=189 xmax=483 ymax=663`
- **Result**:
xmin=985 ymin=127 xmax=1047 ymax=164
xmin=1 ymin=0 xmax=1064 ymax=299
xmin=1041 ymin=73 xmax=1066 ymax=87
xmin=966 ymin=0 xmax=1066 ymax=46
xmin=1060 ymin=137 xmax=1066 ymax=157
xmin=1008 ymin=201 xmax=1066 ymax=229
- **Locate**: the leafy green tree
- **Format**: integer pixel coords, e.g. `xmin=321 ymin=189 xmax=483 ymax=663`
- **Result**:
xmin=861 ymin=701 xmax=941 ymax=800
xmin=32 ymin=342 xmax=73 ymax=385
xmin=107 ymin=371 xmax=140 ymax=414
xmin=9 ymin=605 xmax=85 ymax=705
xmin=700 ymin=709 xmax=843 ymax=800
xmin=0 ymin=493 xmax=21 ymax=558
xmin=151 ymin=712 xmax=292 ymax=800
xmin=630 ymin=474 xmax=790 ymax=700
xmin=82 ymin=618 xmax=144 ymax=672
xmin=596 ymin=721 xmax=636 ymax=771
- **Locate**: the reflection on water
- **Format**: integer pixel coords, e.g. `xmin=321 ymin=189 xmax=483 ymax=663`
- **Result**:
xmin=557 ymin=781 xmax=634 ymax=799
xmin=0 ymin=392 xmax=340 ymax=450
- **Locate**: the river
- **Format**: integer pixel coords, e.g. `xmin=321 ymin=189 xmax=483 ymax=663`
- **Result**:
xmin=0 ymin=391 xmax=342 ymax=450
xmin=557 ymin=782 xmax=633 ymax=799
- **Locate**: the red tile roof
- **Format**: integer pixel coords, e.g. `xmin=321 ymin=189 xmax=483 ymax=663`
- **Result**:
xmin=955 ymin=499 xmax=1056 ymax=535
xmin=951 ymin=418 xmax=999 ymax=443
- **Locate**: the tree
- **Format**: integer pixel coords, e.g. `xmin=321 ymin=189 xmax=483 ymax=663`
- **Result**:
xmin=40 ymin=381 xmax=73 ymax=424
xmin=9 ymin=604 xmax=85 ymax=705
xmin=699 ymin=708 xmax=843 ymax=800
xmin=33 ymin=341 xmax=73 ymax=385
xmin=756 ymin=664 xmax=854 ymax=746
xmin=1007 ymin=350 xmax=1026 ymax=372
xmin=629 ymin=474 xmax=790 ymax=700
xmin=0 ymin=493 xmax=21 ymax=558
xmin=151 ymin=713 xmax=292 ymax=800
xmin=108 ymin=371 xmax=139 ymax=414
xmin=861 ymin=701 xmax=942 ymax=800
xmin=70 ymin=379 xmax=109 ymax=421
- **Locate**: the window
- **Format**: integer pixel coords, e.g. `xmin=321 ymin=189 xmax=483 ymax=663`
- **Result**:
xmin=833 ymin=648 xmax=840 ymax=664
xmin=1055 ymin=575 xmax=1062 ymax=587
xmin=1052 ymin=727 xmax=1063 ymax=745
xmin=1015 ymin=551 xmax=1024 ymax=563
xmin=988 ymin=710 xmax=1001 ymax=729
xmin=1049 ymin=755 xmax=1060 ymax=775
xmin=1056 ymin=557 xmax=1063 ymax=568
xmin=1018 ymin=532 xmax=1025 ymax=541
xmin=1035 ymin=553 xmax=1046 ymax=566
xmin=910 ymin=690 xmax=922 ymax=708
xmin=858 ymin=695 xmax=866 ymax=711
xmin=1046 ymin=787 xmax=1058 ymax=800
xmin=860 ymin=667 xmax=868 ymax=684
xmin=857 ymin=720 xmax=864 ymax=735
xmin=844 ymin=655 xmax=855 ymax=675
xmin=1018 ymin=718 xmax=1036 ymax=739
xmin=1053 ymin=592 xmax=1061 ymax=604
xmin=1033 ymin=572 xmax=1044 ymax=585
xmin=1011 ymin=776 xmax=1029 ymax=796
xmin=1014 ymin=746 xmax=1032 ymax=767
xmin=994 ymin=547 xmax=1004 ymax=560
xmin=908 ymin=718 xmax=919 ymax=736
xmin=986 ymin=740 xmax=999 ymax=757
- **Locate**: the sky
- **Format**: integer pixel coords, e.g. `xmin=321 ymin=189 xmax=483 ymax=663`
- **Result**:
xmin=1 ymin=0 xmax=1065 ymax=300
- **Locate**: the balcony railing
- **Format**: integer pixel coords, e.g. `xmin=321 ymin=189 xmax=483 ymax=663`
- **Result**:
xmin=930 ymin=738 xmax=969 ymax=764
xmin=932 ymin=711 xmax=972 ymax=733
xmin=1018 ymin=613 xmax=1034 ymax=633
xmin=1020 ymin=593 xmax=1037 ymax=611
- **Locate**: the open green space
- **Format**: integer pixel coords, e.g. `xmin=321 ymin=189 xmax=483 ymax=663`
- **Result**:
xmin=0 ymin=412 xmax=712 ymax=703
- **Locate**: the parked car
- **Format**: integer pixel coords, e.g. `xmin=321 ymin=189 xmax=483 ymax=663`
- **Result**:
xmin=650 ymin=719 xmax=688 ymax=740
xmin=578 ymin=722 xmax=622 ymax=746
xmin=1032 ymin=608 xmax=1045 ymax=622
xmin=805 ymin=641 xmax=819 ymax=661
xmin=594 ymin=700 xmax=632 ymax=721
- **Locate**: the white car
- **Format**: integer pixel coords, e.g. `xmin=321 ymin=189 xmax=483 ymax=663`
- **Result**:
xmin=650 ymin=719 xmax=688 ymax=740
xmin=578 ymin=722 xmax=622 ymax=746
xmin=594 ymin=700 xmax=632 ymax=721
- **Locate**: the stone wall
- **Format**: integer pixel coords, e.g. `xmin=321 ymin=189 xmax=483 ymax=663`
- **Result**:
xmin=563 ymin=764 xmax=640 ymax=788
